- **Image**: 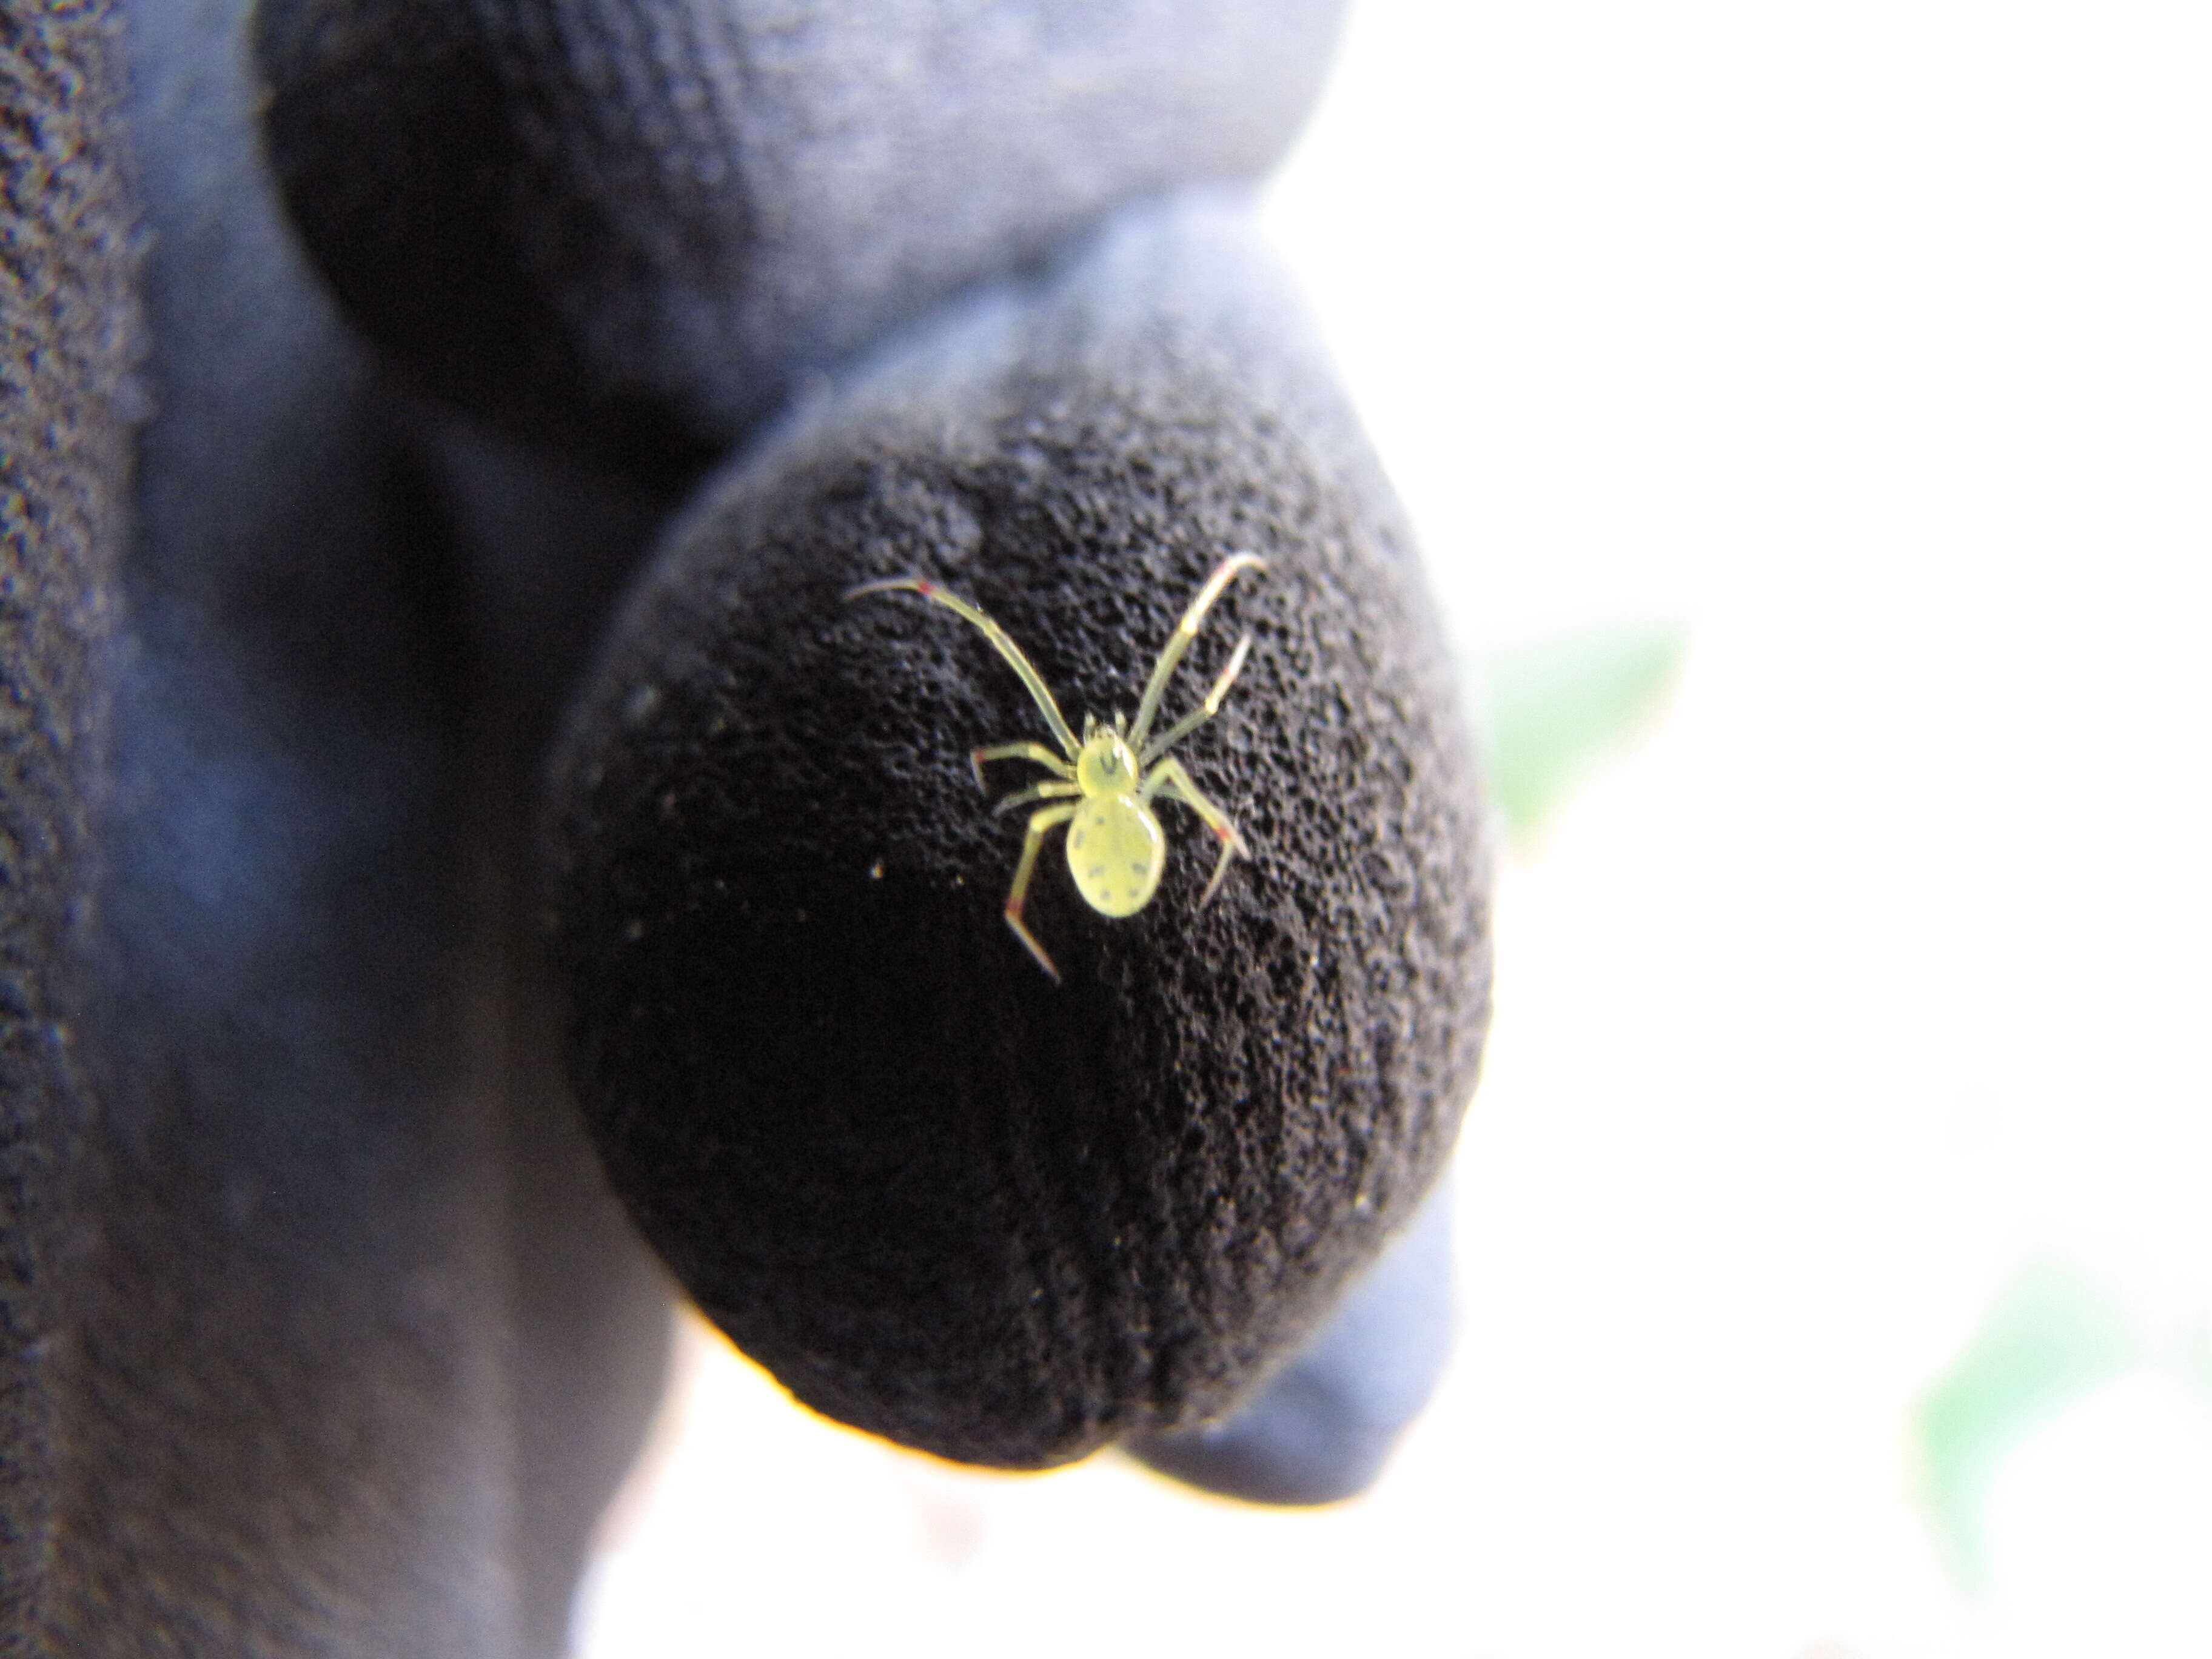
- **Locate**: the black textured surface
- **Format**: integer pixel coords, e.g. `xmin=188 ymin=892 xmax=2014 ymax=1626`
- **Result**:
xmin=548 ymin=193 xmax=1493 ymax=1469
xmin=253 ymin=0 xmax=1344 ymax=472
xmin=0 ymin=1 xmax=136 ymax=1637
xmin=1127 ymin=1173 xmax=1457 ymax=1504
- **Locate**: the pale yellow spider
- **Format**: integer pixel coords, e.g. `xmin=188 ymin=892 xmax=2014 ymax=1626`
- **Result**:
xmin=847 ymin=553 xmax=1264 ymax=981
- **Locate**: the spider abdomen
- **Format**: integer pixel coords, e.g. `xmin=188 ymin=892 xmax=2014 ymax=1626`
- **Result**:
xmin=1067 ymin=795 xmax=1165 ymax=917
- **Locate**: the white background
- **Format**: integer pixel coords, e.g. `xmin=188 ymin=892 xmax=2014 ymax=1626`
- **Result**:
xmin=580 ymin=2 xmax=2212 ymax=1653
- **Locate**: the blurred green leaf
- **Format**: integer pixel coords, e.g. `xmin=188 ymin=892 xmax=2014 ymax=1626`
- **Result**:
xmin=1480 ymin=622 xmax=1689 ymax=840
xmin=1913 ymin=1259 xmax=2139 ymax=1590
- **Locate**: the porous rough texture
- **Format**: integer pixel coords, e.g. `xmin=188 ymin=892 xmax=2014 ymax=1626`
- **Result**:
xmin=547 ymin=193 xmax=1493 ymax=1469
xmin=0 ymin=0 xmax=136 ymax=1635
xmin=253 ymin=0 xmax=1344 ymax=472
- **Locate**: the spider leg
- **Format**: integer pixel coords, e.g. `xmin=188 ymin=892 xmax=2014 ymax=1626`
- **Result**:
xmin=1141 ymin=757 xmax=1248 ymax=907
xmin=1127 ymin=552 xmax=1264 ymax=755
xmin=1139 ymin=630 xmax=1253 ymax=765
xmin=991 ymin=780 xmax=1082 ymax=817
xmin=846 ymin=576 xmax=1081 ymax=759
xmin=971 ymin=740 xmax=1075 ymax=790
xmin=1004 ymin=803 xmax=1078 ymax=981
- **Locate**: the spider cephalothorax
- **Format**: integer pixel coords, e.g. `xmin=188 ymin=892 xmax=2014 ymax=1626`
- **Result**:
xmin=847 ymin=554 xmax=1263 ymax=980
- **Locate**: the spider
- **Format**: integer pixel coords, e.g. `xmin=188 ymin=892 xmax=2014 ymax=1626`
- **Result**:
xmin=846 ymin=553 xmax=1265 ymax=982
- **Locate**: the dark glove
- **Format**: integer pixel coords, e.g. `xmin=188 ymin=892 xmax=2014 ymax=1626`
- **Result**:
xmin=545 ymin=192 xmax=1491 ymax=1469
xmin=1 ymin=1 xmax=1486 ymax=1651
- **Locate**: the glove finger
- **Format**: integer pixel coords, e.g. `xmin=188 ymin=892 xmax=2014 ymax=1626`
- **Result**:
xmin=543 ymin=192 xmax=1495 ymax=1469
